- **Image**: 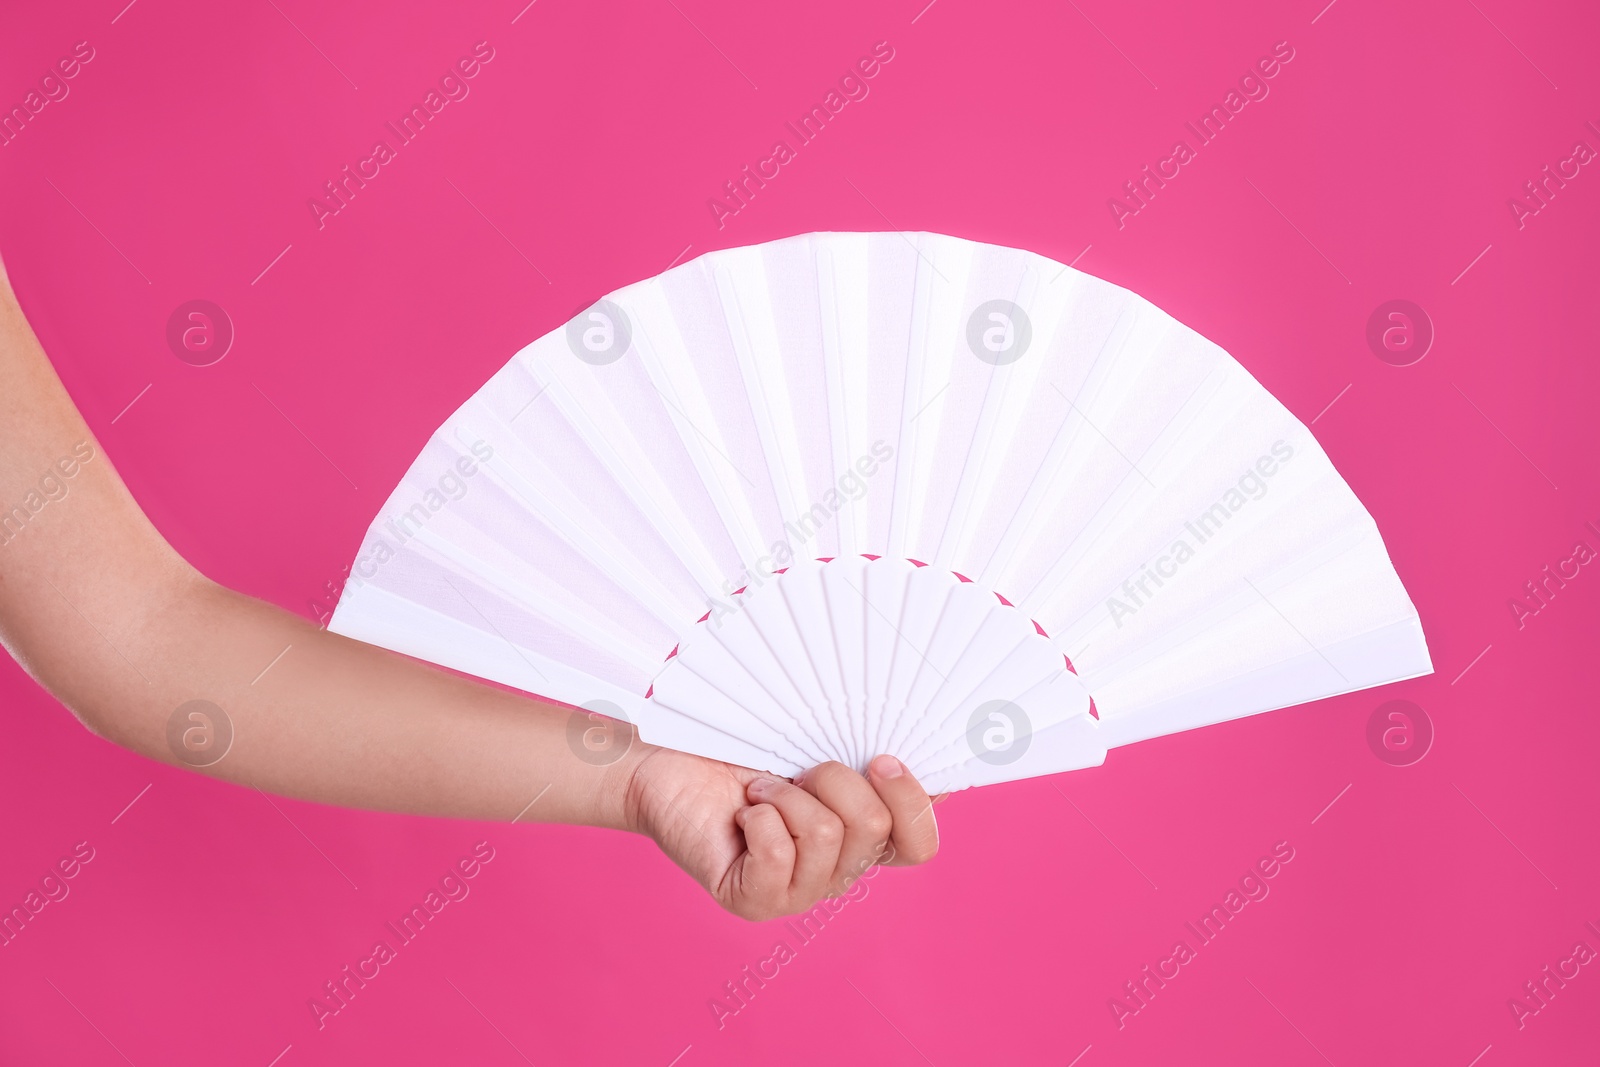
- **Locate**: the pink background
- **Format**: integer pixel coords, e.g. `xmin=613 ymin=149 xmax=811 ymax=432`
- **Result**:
xmin=3 ymin=0 xmax=1598 ymax=1063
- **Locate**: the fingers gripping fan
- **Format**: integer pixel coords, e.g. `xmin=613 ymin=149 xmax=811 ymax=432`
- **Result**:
xmin=329 ymin=231 xmax=1432 ymax=793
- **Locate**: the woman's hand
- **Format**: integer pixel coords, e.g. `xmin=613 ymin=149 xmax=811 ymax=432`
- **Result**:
xmin=621 ymin=743 xmax=941 ymax=920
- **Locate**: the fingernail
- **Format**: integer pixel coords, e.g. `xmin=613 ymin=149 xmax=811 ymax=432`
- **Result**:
xmin=749 ymin=776 xmax=777 ymax=796
xmin=871 ymin=755 xmax=905 ymax=779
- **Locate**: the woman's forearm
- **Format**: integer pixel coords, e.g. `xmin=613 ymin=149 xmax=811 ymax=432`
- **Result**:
xmin=37 ymin=571 xmax=641 ymax=829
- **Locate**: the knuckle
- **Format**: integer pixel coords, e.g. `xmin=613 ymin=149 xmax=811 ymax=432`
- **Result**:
xmin=861 ymin=809 xmax=893 ymax=841
xmin=811 ymin=816 xmax=845 ymax=848
xmin=810 ymin=761 xmax=851 ymax=787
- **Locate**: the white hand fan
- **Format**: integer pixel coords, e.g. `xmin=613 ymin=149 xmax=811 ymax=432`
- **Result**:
xmin=329 ymin=231 xmax=1431 ymax=792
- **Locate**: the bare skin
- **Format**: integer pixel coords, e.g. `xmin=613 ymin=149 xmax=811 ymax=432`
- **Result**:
xmin=0 ymin=258 xmax=938 ymax=921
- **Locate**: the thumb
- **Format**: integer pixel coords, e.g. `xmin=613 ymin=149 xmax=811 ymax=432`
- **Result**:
xmin=868 ymin=755 xmax=940 ymax=866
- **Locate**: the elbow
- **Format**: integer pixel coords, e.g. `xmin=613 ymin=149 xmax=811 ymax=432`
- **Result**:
xmin=34 ymin=670 xmax=146 ymax=753
xmin=17 ymin=564 xmax=215 ymax=760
